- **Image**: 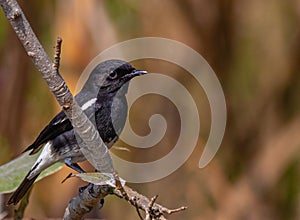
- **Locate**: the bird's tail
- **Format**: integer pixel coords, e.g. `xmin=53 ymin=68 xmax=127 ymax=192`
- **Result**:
xmin=7 ymin=171 xmax=40 ymax=205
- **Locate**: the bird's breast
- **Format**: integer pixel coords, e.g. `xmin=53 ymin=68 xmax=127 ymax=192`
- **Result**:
xmin=95 ymin=96 xmax=128 ymax=148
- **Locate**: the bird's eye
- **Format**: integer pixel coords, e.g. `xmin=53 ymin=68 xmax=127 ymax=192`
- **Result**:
xmin=108 ymin=71 xmax=118 ymax=80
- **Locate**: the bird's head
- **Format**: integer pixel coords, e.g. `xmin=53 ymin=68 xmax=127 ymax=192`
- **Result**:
xmin=82 ymin=59 xmax=147 ymax=95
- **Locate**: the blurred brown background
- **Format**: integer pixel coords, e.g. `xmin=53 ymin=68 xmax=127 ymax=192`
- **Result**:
xmin=1 ymin=0 xmax=300 ymax=219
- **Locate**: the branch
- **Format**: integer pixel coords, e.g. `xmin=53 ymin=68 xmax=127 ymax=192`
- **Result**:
xmin=0 ymin=0 xmax=113 ymax=172
xmin=0 ymin=0 xmax=113 ymax=218
xmin=64 ymin=179 xmax=186 ymax=220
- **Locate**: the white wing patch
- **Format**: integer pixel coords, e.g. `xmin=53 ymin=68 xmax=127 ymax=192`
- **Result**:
xmin=81 ymin=98 xmax=97 ymax=111
xmin=53 ymin=116 xmax=67 ymax=125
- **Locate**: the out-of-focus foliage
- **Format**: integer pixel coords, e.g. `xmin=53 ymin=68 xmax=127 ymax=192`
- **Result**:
xmin=0 ymin=152 xmax=63 ymax=193
xmin=0 ymin=0 xmax=299 ymax=219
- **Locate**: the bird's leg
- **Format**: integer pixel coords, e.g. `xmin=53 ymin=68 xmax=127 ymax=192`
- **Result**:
xmin=61 ymin=159 xmax=86 ymax=183
xmin=99 ymin=199 xmax=105 ymax=209
xmin=64 ymin=158 xmax=85 ymax=173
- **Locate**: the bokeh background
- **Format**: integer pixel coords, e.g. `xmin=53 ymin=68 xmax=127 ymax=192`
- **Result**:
xmin=1 ymin=0 xmax=300 ymax=219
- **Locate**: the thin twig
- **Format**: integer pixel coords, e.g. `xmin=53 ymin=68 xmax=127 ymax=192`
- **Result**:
xmin=134 ymin=197 xmax=144 ymax=220
xmin=113 ymin=185 xmax=187 ymax=220
xmin=148 ymin=195 xmax=158 ymax=212
xmin=166 ymin=206 xmax=187 ymax=214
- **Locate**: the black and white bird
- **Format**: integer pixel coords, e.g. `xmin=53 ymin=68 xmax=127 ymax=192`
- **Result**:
xmin=8 ymin=59 xmax=147 ymax=205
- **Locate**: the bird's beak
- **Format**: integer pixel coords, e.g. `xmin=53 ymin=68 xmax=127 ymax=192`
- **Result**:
xmin=124 ymin=69 xmax=148 ymax=80
xmin=131 ymin=69 xmax=148 ymax=77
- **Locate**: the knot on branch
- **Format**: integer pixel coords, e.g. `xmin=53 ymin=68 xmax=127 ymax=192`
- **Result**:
xmin=11 ymin=8 xmax=21 ymax=20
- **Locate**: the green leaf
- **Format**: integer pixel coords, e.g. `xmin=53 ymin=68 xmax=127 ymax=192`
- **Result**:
xmin=74 ymin=172 xmax=126 ymax=187
xmin=0 ymin=152 xmax=63 ymax=193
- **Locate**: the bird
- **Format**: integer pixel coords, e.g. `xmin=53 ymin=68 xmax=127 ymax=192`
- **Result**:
xmin=7 ymin=59 xmax=147 ymax=205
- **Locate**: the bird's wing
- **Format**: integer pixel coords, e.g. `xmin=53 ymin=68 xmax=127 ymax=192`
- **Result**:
xmin=23 ymin=110 xmax=73 ymax=155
